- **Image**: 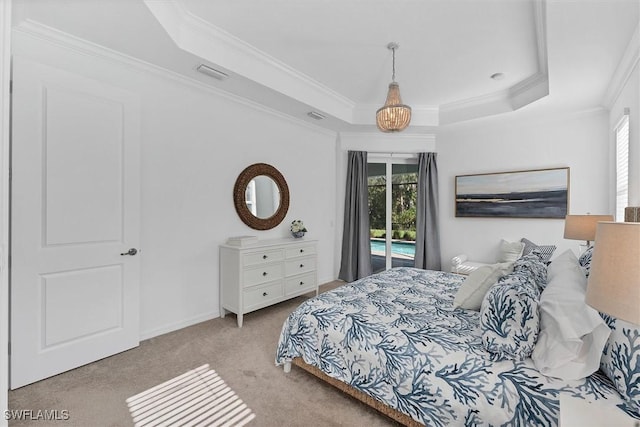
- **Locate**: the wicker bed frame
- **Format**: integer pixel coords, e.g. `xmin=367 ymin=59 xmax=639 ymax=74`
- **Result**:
xmin=284 ymin=357 xmax=422 ymax=427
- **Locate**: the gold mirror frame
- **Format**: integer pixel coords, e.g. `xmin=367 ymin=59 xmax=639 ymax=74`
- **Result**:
xmin=233 ymin=163 xmax=290 ymax=230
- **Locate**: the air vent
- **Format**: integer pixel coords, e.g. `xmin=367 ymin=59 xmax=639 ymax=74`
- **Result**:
xmin=307 ymin=111 xmax=325 ymax=120
xmin=197 ymin=64 xmax=229 ymax=81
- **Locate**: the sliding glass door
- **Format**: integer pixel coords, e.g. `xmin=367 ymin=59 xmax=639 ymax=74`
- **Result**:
xmin=368 ymin=157 xmax=418 ymax=273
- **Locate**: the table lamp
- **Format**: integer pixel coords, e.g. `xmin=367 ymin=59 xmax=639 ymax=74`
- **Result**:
xmin=585 ymin=221 xmax=640 ymax=325
xmin=564 ymin=214 xmax=614 ymax=247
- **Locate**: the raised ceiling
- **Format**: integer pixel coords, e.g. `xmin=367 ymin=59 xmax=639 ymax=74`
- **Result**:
xmin=13 ymin=0 xmax=640 ymax=132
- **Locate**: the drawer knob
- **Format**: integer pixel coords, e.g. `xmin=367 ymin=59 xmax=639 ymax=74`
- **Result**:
xmin=262 ymin=292 xmax=268 ymax=297
xmin=263 ymin=255 xmax=268 ymax=259
xmin=299 ymin=281 xmax=304 ymax=286
xmin=300 ymin=249 xmax=304 ymax=253
xmin=262 ymin=272 xmax=268 ymax=276
xmin=300 ymin=264 xmax=304 ymax=268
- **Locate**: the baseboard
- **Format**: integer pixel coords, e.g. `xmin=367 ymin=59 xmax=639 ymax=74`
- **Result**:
xmin=140 ymin=310 xmax=220 ymax=341
xmin=319 ymin=276 xmax=340 ymax=286
xmin=140 ymin=278 xmax=340 ymax=341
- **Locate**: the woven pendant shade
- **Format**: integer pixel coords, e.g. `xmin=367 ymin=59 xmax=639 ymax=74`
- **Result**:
xmin=376 ymin=42 xmax=411 ymax=133
xmin=376 ymin=82 xmax=412 ymax=132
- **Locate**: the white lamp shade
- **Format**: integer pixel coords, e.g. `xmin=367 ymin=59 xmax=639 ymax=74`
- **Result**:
xmin=564 ymin=215 xmax=614 ymax=242
xmin=586 ymin=221 xmax=640 ymax=325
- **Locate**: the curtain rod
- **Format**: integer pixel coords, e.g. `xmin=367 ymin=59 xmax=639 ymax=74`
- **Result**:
xmin=367 ymin=152 xmax=418 ymax=159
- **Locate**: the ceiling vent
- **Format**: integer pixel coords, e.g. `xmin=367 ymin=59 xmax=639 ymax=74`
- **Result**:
xmin=307 ymin=111 xmax=325 ymax=120
xmin=196 ymin=64 xmax=229 ymax=81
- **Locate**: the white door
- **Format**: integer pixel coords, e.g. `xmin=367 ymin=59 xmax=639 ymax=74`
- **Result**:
xmin=10 ymin=57 xmax=141 ymax=389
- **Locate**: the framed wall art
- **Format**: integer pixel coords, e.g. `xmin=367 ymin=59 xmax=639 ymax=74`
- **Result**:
xmin=455 ymin=167 xmax=569 ymax=218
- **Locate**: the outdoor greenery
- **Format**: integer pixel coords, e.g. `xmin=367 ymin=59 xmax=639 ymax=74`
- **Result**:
xmin=368 ymin=171 xmax=418 ymax=242
xmin=370 ymin=229 xmax=417 ymax=240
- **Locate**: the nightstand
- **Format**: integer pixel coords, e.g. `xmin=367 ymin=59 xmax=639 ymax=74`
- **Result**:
xmin=559 ymin=395 xmax=638 ymax=427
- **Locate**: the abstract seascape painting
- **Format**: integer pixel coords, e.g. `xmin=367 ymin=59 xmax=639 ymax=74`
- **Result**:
xmin=455 ymin=167 xmax=569 ymax=218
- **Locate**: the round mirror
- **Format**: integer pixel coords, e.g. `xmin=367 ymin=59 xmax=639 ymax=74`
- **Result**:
xmin=246 ymin=175 xmax=280 ymax=219
xmin=233 ymin=163 xmax=289 ymax=230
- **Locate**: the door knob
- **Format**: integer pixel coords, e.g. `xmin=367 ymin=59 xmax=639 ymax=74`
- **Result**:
xmin=120 ymin=248 xmax=138 ymax=256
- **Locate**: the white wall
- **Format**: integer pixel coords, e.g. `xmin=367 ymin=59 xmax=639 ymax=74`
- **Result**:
xmin=12 ymin=29 xmax=338 ymax=340
xmin=336 ymin=111 xmax=611 ymax=272
xmin=436 ymin=109 xmax=611 ymax=267
xmin=139 ymin=82 xmax=337 ymax=337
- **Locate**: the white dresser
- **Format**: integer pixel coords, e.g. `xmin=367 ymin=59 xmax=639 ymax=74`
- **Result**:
xmin=219 ymin=238 xmax=318 ymax=327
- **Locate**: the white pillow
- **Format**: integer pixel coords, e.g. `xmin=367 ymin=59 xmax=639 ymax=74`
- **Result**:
xmin=547 ymin=248 xmax=580 ymax=281
xmin=453 ymin=262 xmax=513 ymax=310
xmin=497 ymin=239 xmax=525 ymax=263
xmin=531 ymin=250 xmax=610 ymax=381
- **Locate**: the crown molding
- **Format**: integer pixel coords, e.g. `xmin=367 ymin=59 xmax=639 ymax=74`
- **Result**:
xmin=509 ymin=71 xmax=549 ymax=109
xmin=533 ymin=0 xmax=548 ymax=72
xmin=145 ymin=0 xmax=549 ymax=128
xmin=603 ymin=21 xmax=640 ymax=109
xmin=339 ymin=131 xmax=436 ymax=143
xmin=15 ymin=0 xmax=552 ymax=134
xmin=439 ymin=88 xmax=513 ymax=125
xmin=509 ymin=0 xmax=549 ymax=110
xmin=12 ymin=20 xmax=338 ymax=138
xmin=439 ymin=0 xmax=548 ymax=125
xmin=440 ymin=105 xmax=607 ymax=133
xmin=338 ymin=131 xmax=437 ymax=153
xmin=144 ymin=0 xmax=356 ymax=123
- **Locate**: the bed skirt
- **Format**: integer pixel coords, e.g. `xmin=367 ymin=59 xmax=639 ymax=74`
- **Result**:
xmin=291 ymin=357 xmax=422 ymax=427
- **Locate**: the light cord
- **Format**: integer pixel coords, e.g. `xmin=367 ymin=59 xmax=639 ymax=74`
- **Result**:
xmin=391 ymin=47 xmax=396 ymax=81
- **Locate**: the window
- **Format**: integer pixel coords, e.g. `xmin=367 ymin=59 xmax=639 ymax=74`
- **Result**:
xmin=615 ymin=111 xmax=629 ymax=221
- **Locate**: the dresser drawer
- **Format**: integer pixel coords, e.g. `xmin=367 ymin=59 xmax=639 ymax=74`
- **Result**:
xmin=243 ymin=282 xmax=283 ymax=311
xmin=285 ymin=257 xmax=316 ymax=276
xmin=285 ymin=272 xmax=316 ymax=295
xmin=243 ymin=264 xmax=283 ymax=287
xmin=243 ymin=249 xmax=284 ymax=267
xmin=220 ymin=238 xmax=317 ymax=327
xmin=285 ymin=244 xmax=317 ymax=259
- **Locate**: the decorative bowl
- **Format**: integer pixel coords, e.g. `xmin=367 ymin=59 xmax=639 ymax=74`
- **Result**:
xmin=292 ymin=231 xmax=305 ymax=238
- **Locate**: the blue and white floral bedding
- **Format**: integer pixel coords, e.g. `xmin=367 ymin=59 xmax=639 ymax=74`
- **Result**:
xmin=275 ymin=267 xmax=625 ymax=426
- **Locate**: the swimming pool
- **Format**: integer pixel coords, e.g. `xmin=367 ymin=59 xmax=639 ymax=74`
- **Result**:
xmin=370 ymin=239 xmax=416 ymax=257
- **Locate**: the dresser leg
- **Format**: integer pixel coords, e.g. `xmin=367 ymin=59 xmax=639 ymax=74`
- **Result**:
xmin=237 ymin=313 xmax=243 ymax=328
xmin=220 ymin=306 xmax=226 ymax=318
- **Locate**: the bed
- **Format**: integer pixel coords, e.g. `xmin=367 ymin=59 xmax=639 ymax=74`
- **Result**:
xmin=275 ymin=258 xmax=639 ymax=426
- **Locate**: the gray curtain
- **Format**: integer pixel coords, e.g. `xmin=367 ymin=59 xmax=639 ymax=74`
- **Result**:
xmin=338 ymin=151 xmax=372 ymax=282
xmin=414 ymin=152 xmax=441 ymax=270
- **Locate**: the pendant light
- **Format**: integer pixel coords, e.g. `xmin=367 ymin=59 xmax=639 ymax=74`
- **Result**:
xmin=376 ymin=42 xmax=411 ymax=132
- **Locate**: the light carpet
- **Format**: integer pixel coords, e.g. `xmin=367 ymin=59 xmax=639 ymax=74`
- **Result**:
xmin=126 ymin=364 xmax=255 ymax=427
xmin=9 ymin=281 xmax=400 ymax=427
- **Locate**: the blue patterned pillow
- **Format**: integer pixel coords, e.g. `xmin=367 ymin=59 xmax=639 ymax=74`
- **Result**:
xmin=578 ymin=245 xmax=594 ymax=277
xmin=521 ymin=238 xmax=556 ymax=263
xmin=600 ymin=314 xmax=640 ymax=418
xmin=480 ymin=272 xmax=541 ymax=361
xmin=513 ymin=253 xmax=548 ymax=290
